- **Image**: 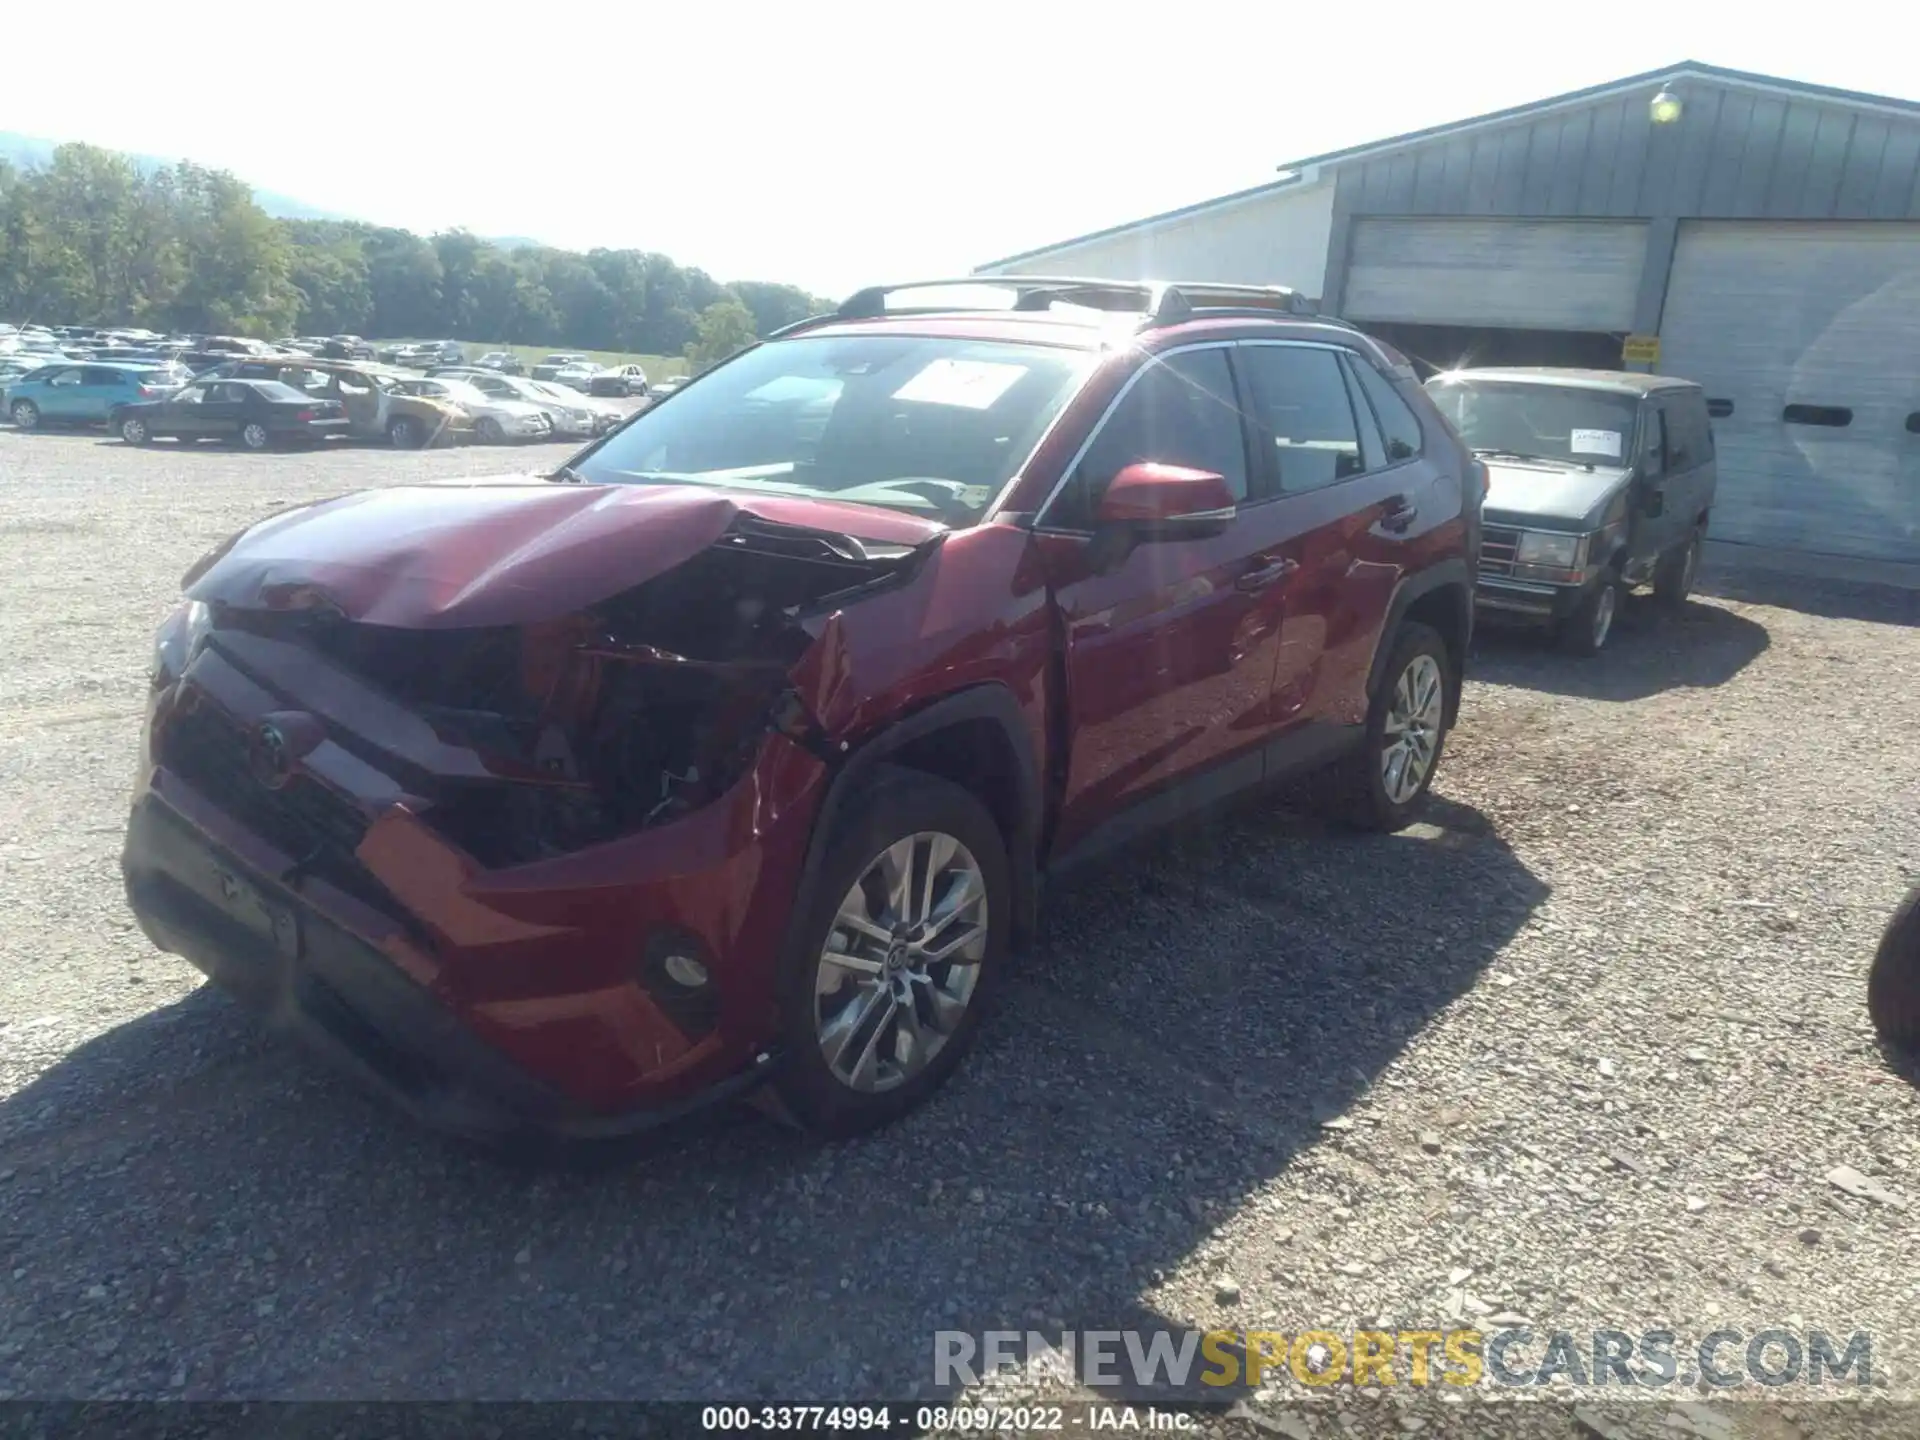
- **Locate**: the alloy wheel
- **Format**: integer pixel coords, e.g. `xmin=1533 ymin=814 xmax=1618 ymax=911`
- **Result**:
xmin=241 ymin=422 xmax=269 ymax=450
xmin=121 ymin=417 xmax=148 ymax=444
xmin=1591 ymin=583 xmax=1618 ymax=648
xmin=10 ymin=401 xmax=37 ymax=429
xmin=813 ymin=831 xmax=988 ymax=1094
xmin=1381 ymin=653 xmax=1445 ymax=806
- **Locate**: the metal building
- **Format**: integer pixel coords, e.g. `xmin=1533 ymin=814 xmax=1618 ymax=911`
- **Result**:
xmin=977 ymin=62 xmax=1920 ymax=567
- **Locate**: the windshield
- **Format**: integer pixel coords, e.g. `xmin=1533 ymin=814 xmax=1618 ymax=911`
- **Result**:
xmin=570 ymin=334 xmax=1094 ymax=525
xmin=1425 ymin=377 xmax=1639 ymax=467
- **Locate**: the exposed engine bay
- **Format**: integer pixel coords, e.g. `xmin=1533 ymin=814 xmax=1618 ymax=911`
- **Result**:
xmin=224 ymin=517 xmax=929 ymax=866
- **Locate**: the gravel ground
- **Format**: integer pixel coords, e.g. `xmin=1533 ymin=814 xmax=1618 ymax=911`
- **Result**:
xmin=1 ymin=424 xmax=1917 ymax=1434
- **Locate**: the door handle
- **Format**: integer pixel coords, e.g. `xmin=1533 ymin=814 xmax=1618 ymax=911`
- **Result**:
xmin=1235 ymin=555 xmax=1299 ymax=592
xmin=1378 ymin=494 xmax=1419 ymax=534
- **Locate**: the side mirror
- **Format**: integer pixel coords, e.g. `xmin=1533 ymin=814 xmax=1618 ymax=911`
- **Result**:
xmin=1096 ymin=462 xmax=1237 ymax=540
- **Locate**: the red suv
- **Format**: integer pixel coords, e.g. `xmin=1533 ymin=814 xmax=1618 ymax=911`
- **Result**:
xmin=122 ymin=279 xmax=1481 ymax=1148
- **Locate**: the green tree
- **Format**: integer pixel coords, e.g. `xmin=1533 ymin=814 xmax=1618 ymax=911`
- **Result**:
xmin=684 ymin=299 xmax=760 ymax=373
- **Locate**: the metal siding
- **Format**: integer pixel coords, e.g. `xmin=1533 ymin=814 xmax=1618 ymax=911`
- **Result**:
xmin=1837 ymin=117 xmax=1892 ymax=215
xmin=1384 ymin=152 xmax=1420 ymax=211
xmin=1344 ymin=218 xmax=1647 ymax=329
xmin=1608 ymin=100 xmax=1652 ymax=215
xmin=1732 ymin=99 xmax=1788 ymax=214
xmin=1659 ymin=220 xmax=1920 ymax=562
xmin=1519 ymin=119 xmax=1561 ymax=213
xmin=1766 ymin=104 xmax=1820 ymax=215
xmin=1803 ymin=109 xmax=1858 ymax=216
xmin=1464 ymin=134 xmax=1502 ymax=214
xmin=1700 ymin=93 xmax=1755 ymax=215
xmin=1548 ymin=112 xmax=1592 ymax=215
xmin=1492 ymin=128 xmax=1530 ymax=211
xmin=1671 ymin=88 xmax=1725 ymax=212
xmin=1579 ymin=100 xmax=1624 ymax=213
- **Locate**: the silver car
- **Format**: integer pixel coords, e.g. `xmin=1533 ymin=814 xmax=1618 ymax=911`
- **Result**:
xmin=463 ymin=373 xmax=602 ymax=438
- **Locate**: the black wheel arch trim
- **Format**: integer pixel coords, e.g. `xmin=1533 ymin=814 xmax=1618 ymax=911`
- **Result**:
xmin=1366 ymin=558 xmax=1473 ymax=726
xmin=779 ymin=683 xmax=1044 ymax=977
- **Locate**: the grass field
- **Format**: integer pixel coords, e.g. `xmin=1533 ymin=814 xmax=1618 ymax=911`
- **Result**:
xmin=381 ymin=340 xmax=686 ymax=376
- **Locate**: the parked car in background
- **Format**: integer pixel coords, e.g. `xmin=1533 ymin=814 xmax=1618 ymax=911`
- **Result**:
xmin=589 ymin=363 xmax=648 ymax=397
xmin=530 ymin=352 xmax=589 ymax=381
xmin=646 ymin=376 xmax=687 ymax=402
xmin=526 ymin=378 xmax=623 ymax=434
xmin=477 ymin=351 xmax=526 ymax=375
xmin=466 ymin=374 xmax=599 ymax=437
xmin=1425 ymin=368 xmax=1715 ymax=656
xmin=319 ymin=336 xmax=376 ymax=361
xmin=197 ymin=358 xmax=472 ymax=447
xmin=4 ymin=362 xmax=183 ymax=430
xmin=121 ymin=276 xmax=1478 ymax=1143
xmin=0 ymin=357 xmax=54 ymax=387
xmin=113 ymin=378 xmax=352 ymax=449
xmin=392 ymin=377 xmax=552 ymax=443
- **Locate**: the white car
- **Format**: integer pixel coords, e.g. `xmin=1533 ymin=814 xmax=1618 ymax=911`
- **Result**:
xmin=392 ymin=377 xmax=553 ymax=443
xmin=550 ymin=362 xmax=604 ymax=391
xmin=526 ymin=378 xmax=625 ymax=434
xmin=463 ymin=374 xmax=604 ymax=438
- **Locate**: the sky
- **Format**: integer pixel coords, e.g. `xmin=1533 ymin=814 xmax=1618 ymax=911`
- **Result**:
xmin=4 ymin=1 xmax=1915 ymax=299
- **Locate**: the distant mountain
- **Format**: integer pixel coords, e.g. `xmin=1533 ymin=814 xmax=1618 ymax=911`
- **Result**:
xmin=0 ymin=132 xmax=546 ymax=245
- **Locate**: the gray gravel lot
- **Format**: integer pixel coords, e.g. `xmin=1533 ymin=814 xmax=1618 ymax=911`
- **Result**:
xmin=1 ymin=425 xmax=1917 ymax=1431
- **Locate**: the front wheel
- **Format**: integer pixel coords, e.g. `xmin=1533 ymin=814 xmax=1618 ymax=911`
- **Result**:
xmin=1558 ymin=576 xmax=1619 ymax=657
xmin=119 ymin=415 xmax=151 ymax=445
xmin=9 ymin=400 xmax=40 ymax=430
xmin=773 ymin=766 xmax=1010 ymax=1138
xmin=1868 ymin=887 xmax=1920 ymax=1052
xmin=1313 ymin=621 xmax=1454 ymax=832
xmin=238 ymin=421 xmax=271 ymax=451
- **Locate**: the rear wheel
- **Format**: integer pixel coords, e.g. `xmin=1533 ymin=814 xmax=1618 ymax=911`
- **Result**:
xmin=1868 ymin=887 xmax=1920 ymax=1052
xmin=1313 ymin=621 xmax=1454 ymax=832
xmin=773 ymin=766 xmax=1009 ymax=1138
xmin=1654 ymin=533 xmax=1701 ymax=609
xmin=119 ymin=415 xmax=151 ymax=445
xmin=387 ymin=416 xmax=422 ymax=449
xmin=238 ymin=421 xmax=271 ymax=451
xmin=1558 ymin=576 xmax=1619 ymax=657
xmin=9 ymin=400 xmax=39 ymax=430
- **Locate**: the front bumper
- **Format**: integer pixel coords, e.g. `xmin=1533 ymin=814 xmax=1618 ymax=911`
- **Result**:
xmin=122 ymin=636 xmax=832 ymax=1146
xmin=1474 ymin=573 xmax=1591 ymax=623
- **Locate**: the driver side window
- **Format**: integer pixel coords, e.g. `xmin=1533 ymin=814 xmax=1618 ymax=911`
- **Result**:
xmin=176 ymin=386 xmax=207 ymax=405
xmin=1641 ymin=409 xmax=1667 ymax=479
xmin=1050 ymin=349 xmax=1249 ymax=530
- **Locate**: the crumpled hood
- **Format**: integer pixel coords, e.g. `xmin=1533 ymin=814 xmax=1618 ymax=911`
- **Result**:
xmin=184 ymin=476 xmax=947 ymax=629
xmin=1483 ymin=460 xmax=1631 ymax=527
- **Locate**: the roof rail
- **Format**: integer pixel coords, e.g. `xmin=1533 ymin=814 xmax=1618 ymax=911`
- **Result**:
xmin=829 ymin=277 xmax=1319 ymax=328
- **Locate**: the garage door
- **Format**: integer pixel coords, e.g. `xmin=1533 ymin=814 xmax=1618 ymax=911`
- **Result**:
xmin=1659 ymin=221 xmax=1920 ymax=563
xmin=1344 ymin=218 xmax=1648 ymax=330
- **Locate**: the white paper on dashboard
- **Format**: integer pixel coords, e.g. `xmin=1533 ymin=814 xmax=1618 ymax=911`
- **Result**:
xmin=892 ymin=359 xmax=1027 ymax=410
xmin=1569 ymin=428 xmax=1623 ymax=458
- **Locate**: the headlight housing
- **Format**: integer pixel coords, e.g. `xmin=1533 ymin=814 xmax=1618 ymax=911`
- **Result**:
xmin=1512 ymin=530 xmax=1590 ymax=584
xmin=152 ymin=599 xmax=211 ymax=685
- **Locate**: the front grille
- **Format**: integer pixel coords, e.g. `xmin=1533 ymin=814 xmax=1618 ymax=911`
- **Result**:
xmin=1480 ymin=526 xmax=1520 ymax=579
xmin=158 ymin=701 xmax=412 ymax=927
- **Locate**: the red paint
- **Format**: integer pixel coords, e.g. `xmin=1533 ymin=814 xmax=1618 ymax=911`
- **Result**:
xmin=130 ymin=306 xmax=1476 ymax=1122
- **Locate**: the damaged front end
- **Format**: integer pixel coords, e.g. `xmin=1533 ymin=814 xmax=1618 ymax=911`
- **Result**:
xmin=125 ymin=497 xmax=939 ymax=1139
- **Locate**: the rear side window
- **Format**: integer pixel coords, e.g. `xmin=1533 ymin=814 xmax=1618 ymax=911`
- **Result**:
xmin=81 ymin=367 xmax=125 ymax=386
xmin=1349 ymin=358 xmax=1424 ymax=462
xmin=1053 ymin=348 xmax=1249 ymax=527
xmin=1234 ymin=345 xmax=1363 ymax=494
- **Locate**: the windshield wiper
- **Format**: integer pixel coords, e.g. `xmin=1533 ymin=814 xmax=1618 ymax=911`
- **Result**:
xmin=549 ymin=464 xmax=588 ymax=484
xmin=1472 ymin=448 xmax=1556 ymax=464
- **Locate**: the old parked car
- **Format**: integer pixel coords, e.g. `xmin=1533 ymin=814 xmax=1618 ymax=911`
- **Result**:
xmin=477 ymin=351 xmax=526 ymax=375
xmin=121 ymin=277 xmax=1477 ymax=1148
xmin=551 ymin=362 xmax=604 ymax=391
xmin=1424 ymin=368 xmax=1716 ymax=656
xmin=589 ymin=364 xmax=649 ymax=397
xmin=198 ymin=358 xmax=473 ymax=448
xmin=113 ymin=378 xmax=352 ymax=449
xmin=527 ymin=378 xmax=623 ymax=434
xmin=1870 ymin=886 xmax=1920 ymax=1051
xmin=393 ymin=377 xmax=553 ymax=443
xmin=464 ymin=373 xmax=601 ymax=439
xmin=5 ymin=362 xmax=183 ymax=430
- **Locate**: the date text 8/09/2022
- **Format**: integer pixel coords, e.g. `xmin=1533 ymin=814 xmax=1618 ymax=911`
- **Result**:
xmin=701 ymin=1405 xmax=1194 ymax=1432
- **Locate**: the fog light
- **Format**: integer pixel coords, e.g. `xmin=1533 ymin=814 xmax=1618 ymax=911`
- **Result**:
xmin=662 ymin=953 xmax=709 ymax=988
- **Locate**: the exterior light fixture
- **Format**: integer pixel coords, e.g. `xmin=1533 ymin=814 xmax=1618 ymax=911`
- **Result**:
xmin=1650 ymin=87 xmax=1684 ymax=125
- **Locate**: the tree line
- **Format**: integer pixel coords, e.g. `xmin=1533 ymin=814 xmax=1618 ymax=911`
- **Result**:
xmin=0 ymin=143 xmax=829 ymax=360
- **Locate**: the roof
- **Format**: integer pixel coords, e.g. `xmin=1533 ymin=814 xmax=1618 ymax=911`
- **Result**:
xmin=1276 ymin=60 xmax=1920 ymax=172
xmin=1429 ymin=366 xmax=1699 ymax=394
xmin=974 ymin=171 xmax=1318 ymax=273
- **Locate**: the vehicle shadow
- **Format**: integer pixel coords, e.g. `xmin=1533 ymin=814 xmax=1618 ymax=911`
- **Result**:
xmin=1469 ymin=593 xmax=1771 ymax=702
xmin=1694 ymin=564 xmax=1919 ymax=628
xmin=0 ymin=791 xmax=1544 ymax=1402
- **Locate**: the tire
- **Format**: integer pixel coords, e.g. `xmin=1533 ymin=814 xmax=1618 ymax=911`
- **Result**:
xmin=387 ymin=416 xmax=421 ymax=449
xmin=238 ymin=421 xmax=271 ymax=451
xmin=120 ymin=415 xmax=151 ymax=445
xmin=1868 ymin=887 xmax=1920 ymax=1052
xmin=1558 ymin=575 xmax=1620 ymax=657
xmin=474 ymin=416 xmax=504 ymax=444
xmin=1653 ymin=532 xmax=1701 ymax=610
xmin=772 ymin=765 xmax=1011 ymax=1138
xmin=9 ymin=400 xmax=39 ymax=430
xmin=1312 ymin=620 xmax=1455 ymax=833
